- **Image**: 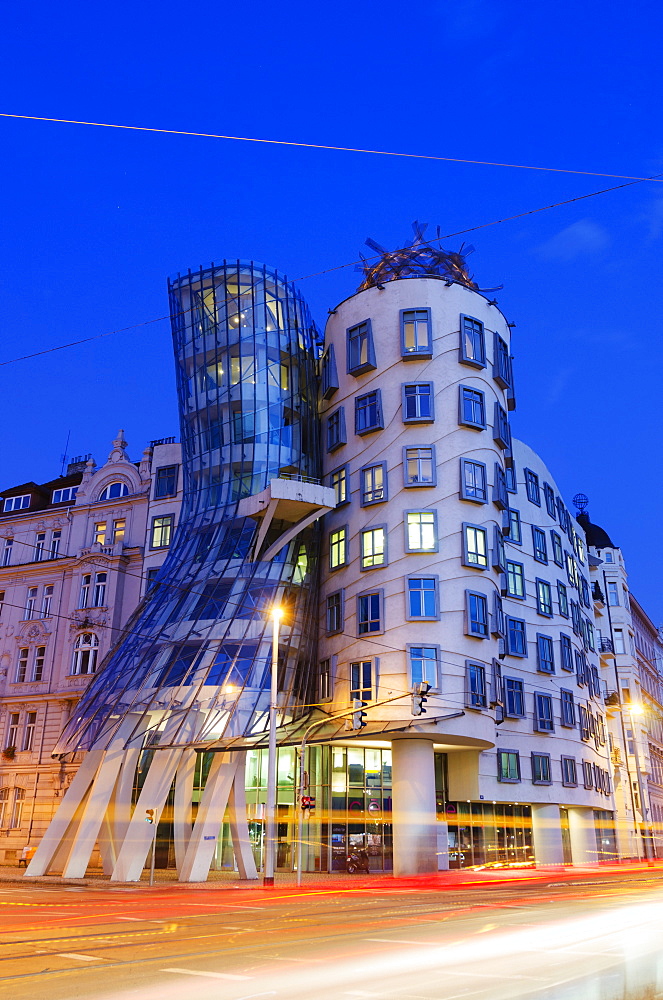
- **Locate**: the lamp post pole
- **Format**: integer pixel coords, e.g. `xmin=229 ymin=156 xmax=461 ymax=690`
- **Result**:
xmin=263 ymin=608 xmax=281 ymax=887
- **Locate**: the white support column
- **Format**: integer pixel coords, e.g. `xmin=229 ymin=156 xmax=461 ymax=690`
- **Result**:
xmin=98 ymin=746 xmax=142 ymax=875
xmin=436 ymin=821 xmax=450 ymax=870
xmin=173 ymin=749 xmax=196 ymax=873
xmin=179 ymin=752 xmax=238 ymax=882
xmin=531 ymin=803 xmax=564 ymax=867
xmin=228 ymin=752 xmax=258 ymax=879
xmin=111 ymin=747 xmax=184 ymax=882
xmin=567 ymin=806 xmax=599 ymax=866
xmin=26 ymin=748 xmax=105 ymax=876
xmin=391 ymin=737 xmax=438 ymax=876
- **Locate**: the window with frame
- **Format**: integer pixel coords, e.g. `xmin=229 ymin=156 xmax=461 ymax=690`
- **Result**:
xmin=575 ymin=649 xmax=587 ymax=686
xmin=327 ymin=407 xmax=346 ymax=451
xmin=459 ymin=386 xmax=486 ymax=429
xmin=94 ymin=521 xmax=107 ymax=545
xmin=506 ymin=616 xmax=527 ymax=656
xmin=579 ymin=576 xmax=590 ymax=608
xmin=606 ymin=581 xmax=619 ymax=606
xmin=490 ymin=659 xmax=503 ymax=707
xmin=151 ymin=515 xmax=174 ymax=549
xmin=560 ymin=634 xmax=574 ymax=671
xmin=0 ymin=788 xmax=8 ymax=827
xmin=50 ymin=530 xmax=61 ymax=559
xmin=41 ymin=586 xmax=53 ymax=618
xmin=531 ymin=752 xmax=552 ymax=784
xmin=361 ymin=463 xmax=386 ymax=505
xmin=409 ymin=645 xmax=439 ymax=688
xmin=401 ymin=309 xmax=432 ymax=357
xmin=466 ymin=660 xmax=487 ymax=708
xmin=330 ymin=466 xmax=348 ymax=506
xmin=493 ymin=464 xmax=508 ymax=510
xmin=347 ymin=320 xmax=376 ymax=375
xmin=22 ymin=712 xmax=36 ymax=752
xmin=329 ymin=527 xmax=347 ymax=569
xmin=3 ymin=494 xmax=30 ymax=512
xmin=155 ymin=465 xmax=178 ymax=498
xmin=504 ymin=677 xmax=525 ymax=717
xmin=561 ymin=756 xmax=577 ymax=786
xmin=360 ymin=527 xmax=386 ymax=569
xmin=543 ymin=483 xmax=556 ymax=518
xmin=536 ymin=579 xmax=553 ymax=616
xmin=493 ymin=333 xmax=512 ymax=388
xmin=460 ymin=459 xmax=487 ymax=503
xmin=463 ymin=523 xmax=488 ymax=569
xmin=536 ymin=633 xmax=555 ymax=673
xmin=79 ymin=574 xmax=91 ymax=609
xmin=493 ymin=403 xmax=511 ymax=450
xmin=2 ymin=538 xmax=13 ymax=566
xmin=404 ymin=446 xmax=435 ymax=487
xmin=71 ymin=632 xmax=99 ymax=675
xmin=532 ymin=526 xmax=548 ymax=563
xmin=524 ymin=469 xmax=540 ymax=505
xmin=582 ymin=760 xmax=593 ymax=788
xmin=0 ymin=590 xmax=4 ymax=619
xmin=93 ymin=572 xmax=107 ymax=607
xmin=52 ymin=486 xmax=78 ymax=504
xmin=551 ymin=531 xmax=564 ymax=567
xmin=508 ymin=508 xmax=522 ymax=543
xmin=357 ymin=592 xmax=382 ymax=634
xmin=319 ymin=658 xmax=331 ymax=701
xmin=561 ymin=689 xmax=575 ymax=727
xmin=32 ymin=646 xmax=45 ymax=682
xmin=355 ymin=390 xmax=383 ymax=434
xmin=466 ymin=591 xmax=489 ymax=638
xmin=491 ymin=592 xmax=505 ymax=636
xmin=15 ymin=648 xmax=28 ymax=683
xmin=326 ymin=591 xmax=343 ymax=634
xmin=321 ymin=343 xmax=339 ymax=398
xmin=497 ymin=749 xmax=520 ymax=782
xmin=505 ymin=464 xmax=517 ymax=493
xmin=407 ymin=577 xmax=438 ymax=619
xmin=35 ymin=532 xmax=45 ymax=562
xmin=406 ymin=511 xmax=437 ymax=552
xmin=112 ymin=519 xmax=125 ymax=544
xmin=493 ymin=526 xmax=506 ymax=571
xmin=534 ymin=692 xmax=554 ymax=732
xmin=402 ymin=382 xmax=434 ymax=422
xmin=557 ymin=580 xmax=569 ymax=617
xmin=459 ymin=315 xmax=486 ymax=368
xmin=350 ymin=660 xmax=373 ymax=700
xmin=6 ymin=713 xmax=20 ymax=748
xmin=506 ymin=560 xmax=525 ymax=599
xmin=99 ymin=481 xmax=129 ymax=502
xmin=579 ymin=706 xmax=591 ymax=741
xmin=10 ymin=788 xmax=25 ymax=828
xmin=24 ymin=588 xmax=37 ymax=621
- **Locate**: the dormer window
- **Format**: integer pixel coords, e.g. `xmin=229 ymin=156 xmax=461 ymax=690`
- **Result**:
xmin=3 ymin=495 xmax=30 ymax=512
xmin=99 ymin=482 xmax=129 ymax=502
xmin=52 ymin=486 xmax=78 ymax=504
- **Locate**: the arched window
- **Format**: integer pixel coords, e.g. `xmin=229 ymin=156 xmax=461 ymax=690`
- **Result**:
xmin=0 ymin=788 xmax=8 ymax=827
xmin=98 ymin=482 xmax=129 ymax=502
xmin=71 ymin=633 xmax=99 ymax=676
xmin=10 ymin=788 xmax=25 ymax=829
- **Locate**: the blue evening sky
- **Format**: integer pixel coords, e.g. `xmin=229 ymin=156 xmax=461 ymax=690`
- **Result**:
xmin=1 ymin=0 xmax=661 ymax=618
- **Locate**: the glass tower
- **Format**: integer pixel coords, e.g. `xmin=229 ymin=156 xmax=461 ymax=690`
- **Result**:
xmin=55 ymin=261 xmax=323 ymax=755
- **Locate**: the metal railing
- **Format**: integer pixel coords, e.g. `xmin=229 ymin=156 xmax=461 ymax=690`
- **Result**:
xmin=599 ymin=637 xmax=614 ymax=653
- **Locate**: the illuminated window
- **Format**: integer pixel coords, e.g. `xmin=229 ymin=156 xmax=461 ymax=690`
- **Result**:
xmin=497 ymin=750 xmax=520 ymax=782
xmin=112 ymin=519 xmax=125 ymax=543
xmin=360 ymin=527 xmax=386 ymax=570
xmin=406 ymin=511 xmax=437 ymax=552
xmin=151 ymin=515 xmax=174 ymax=549
xmin=94 ymin=522 xmax=107 ymax=545
xmin=361 ymin=463 xmax=386 ymax=505
xmin=330 ymin=466 xmax=348 ymax=505
xmin=462 ymin=523 xmax=488 ymax=569
xmin=329 ymin=527 xmax=347 ymax=569
xmin=401 ymin=309 xmax=432 ymax=357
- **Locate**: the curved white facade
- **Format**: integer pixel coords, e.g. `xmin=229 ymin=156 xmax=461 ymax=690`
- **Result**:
xmin=319 ymin=275 xmax=613 ymax=869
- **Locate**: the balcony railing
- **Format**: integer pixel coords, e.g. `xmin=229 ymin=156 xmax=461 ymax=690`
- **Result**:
xmin=599 ymin=637 xmax=614 ymax=653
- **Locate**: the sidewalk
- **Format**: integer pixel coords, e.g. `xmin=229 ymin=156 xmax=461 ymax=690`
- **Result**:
xmin=1 ymin=859 xmax=661 ymax=892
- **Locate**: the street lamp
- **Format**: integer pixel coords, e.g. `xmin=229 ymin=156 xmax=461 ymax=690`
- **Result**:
xmin=263 ymin=606 xmax=282 ymax=887
xmin=627 ymin=703 xmax=653 ymax=863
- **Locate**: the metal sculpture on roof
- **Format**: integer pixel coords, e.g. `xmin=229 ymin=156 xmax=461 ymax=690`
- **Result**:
xmin=357 ymin=221 xmax=502 ymax=293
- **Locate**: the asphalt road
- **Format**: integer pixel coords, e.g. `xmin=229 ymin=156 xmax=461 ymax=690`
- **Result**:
xmin=1 ymin=871 xmax=663 ymax=1000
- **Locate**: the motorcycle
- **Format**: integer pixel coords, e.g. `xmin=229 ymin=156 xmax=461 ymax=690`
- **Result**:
xmin=346 ymin=849 xmax=370 ymax=874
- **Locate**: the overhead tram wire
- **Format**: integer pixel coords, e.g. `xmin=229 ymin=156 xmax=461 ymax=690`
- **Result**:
xmin=0 ymin=170 xmax=661 ymax=371
xmin=2 ymin=111 xmax=663 ymax=185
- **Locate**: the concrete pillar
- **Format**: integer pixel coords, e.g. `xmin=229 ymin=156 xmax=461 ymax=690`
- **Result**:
xmin=436 ymin=821 xmax=450 ymax=870
xmin=391 ymin=737 xmax=437 ymax=876
xmin=531 ymin=803 xmax=564 ymax=867
xmin=567 ymin=806 xmax=598 ymax=866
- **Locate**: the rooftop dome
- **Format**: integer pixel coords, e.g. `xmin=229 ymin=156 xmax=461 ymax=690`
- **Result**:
xmin=576 ymin=511 xmax=616 ymax=549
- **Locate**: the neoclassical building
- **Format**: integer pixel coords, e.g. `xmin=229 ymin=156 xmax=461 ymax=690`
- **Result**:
xmin=0 ymin=435 xmax=183 ymax=862
xmin=20 ymin=237 xmax=663 ymax=880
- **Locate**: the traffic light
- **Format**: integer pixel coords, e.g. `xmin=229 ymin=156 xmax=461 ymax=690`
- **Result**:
xmin=351 ymin=698 xmax=368 ymax=730
xmin=145 ymin=809 xmax=156 ymax=824
xmin=411 ymin=681 xmax=431 ymax=716
xmin=300 ymin=796 xmax=317 ymax=810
